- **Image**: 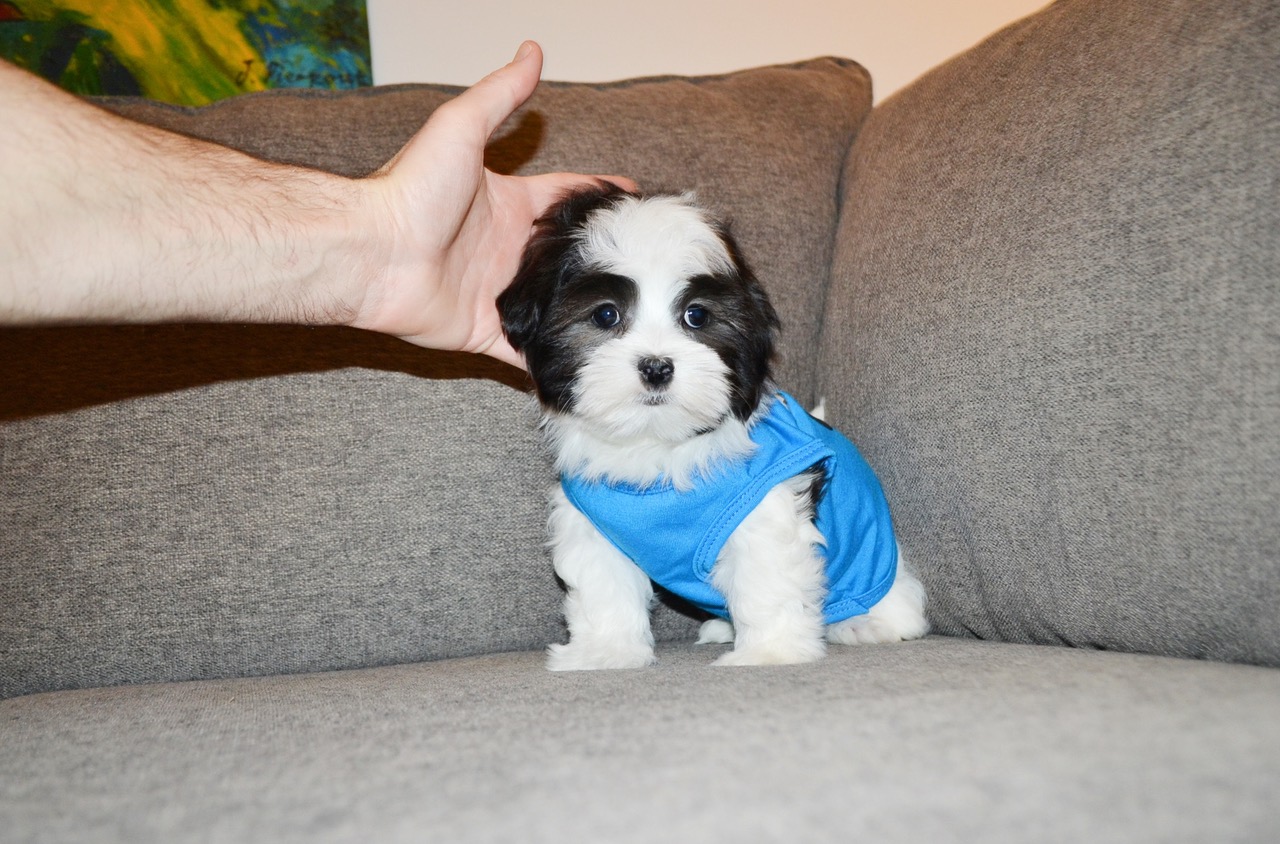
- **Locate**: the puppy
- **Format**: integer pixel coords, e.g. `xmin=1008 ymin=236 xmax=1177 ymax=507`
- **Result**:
xmin=498 ymin=185 xmax=927 ymax=669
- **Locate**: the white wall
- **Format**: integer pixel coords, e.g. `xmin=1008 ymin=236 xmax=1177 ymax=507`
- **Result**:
xmin=368 ymin=0 xmax=1049 ymax=103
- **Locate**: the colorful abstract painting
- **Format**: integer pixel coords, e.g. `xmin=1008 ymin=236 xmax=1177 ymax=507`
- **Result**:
xmin=0 ymin=0 xmax=371 ymax=105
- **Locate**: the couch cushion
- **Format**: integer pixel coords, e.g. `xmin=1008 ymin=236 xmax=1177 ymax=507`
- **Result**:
xmin=819 ymin=0 xmax=1279 ymax=664
xmin=3 ymin=639 xmax=1278 ymax=842
xmin=0 ymin=58 xmax=871 ymax=699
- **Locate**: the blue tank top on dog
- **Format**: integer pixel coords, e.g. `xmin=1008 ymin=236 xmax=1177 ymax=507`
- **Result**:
xmin=561 ymin=392 xmax=898 ymax=624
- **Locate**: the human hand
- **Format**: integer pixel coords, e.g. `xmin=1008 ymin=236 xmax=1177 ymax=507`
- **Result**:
xmin=349 ymin=42 xmax=634 ymax=368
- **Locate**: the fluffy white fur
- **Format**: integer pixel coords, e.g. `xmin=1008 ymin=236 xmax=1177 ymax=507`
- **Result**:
xmin=511 ymin=193 xmax=928 ymax=669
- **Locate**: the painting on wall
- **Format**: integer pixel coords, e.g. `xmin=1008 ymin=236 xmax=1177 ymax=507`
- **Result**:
xmin=0 ymin=0 xmax=371 ymax=106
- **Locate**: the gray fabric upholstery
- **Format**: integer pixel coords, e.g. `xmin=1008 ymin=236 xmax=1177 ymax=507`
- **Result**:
xmin=0 ymin=59 xmax=871 ymax=699
xmin=820 ymin=0 xmax=1280 ymax=664
xmin=1 ymin=378 xmax=559 ymax=693
xmin=4 ymin=638 xmax=1278 ymax=843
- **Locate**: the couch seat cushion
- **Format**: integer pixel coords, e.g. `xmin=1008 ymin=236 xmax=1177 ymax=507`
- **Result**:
xmin=3 ymin=638 xmax=1278 ymax=842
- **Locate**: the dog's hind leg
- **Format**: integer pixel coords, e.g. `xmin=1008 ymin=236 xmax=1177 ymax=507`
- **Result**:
xmin=695 ymin=618 xmax=735 ymax=644
xmin=826 ymin=552 xmax=929 ymax=645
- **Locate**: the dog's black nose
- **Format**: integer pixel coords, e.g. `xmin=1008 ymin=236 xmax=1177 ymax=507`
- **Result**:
xmin=638 ymin=356 xmax=675 ymax=388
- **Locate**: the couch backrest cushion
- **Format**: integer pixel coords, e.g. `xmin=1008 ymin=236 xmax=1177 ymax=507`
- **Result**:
xmin=820 ymin=0 xmax=1279 ymax=664
xmin=0 ymin=59 xmax=871 ymax=699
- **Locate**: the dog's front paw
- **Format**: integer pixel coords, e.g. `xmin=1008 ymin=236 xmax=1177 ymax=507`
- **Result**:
xmin=711 ymin=637 xmax=826 ymax=667
xmin=546 ymin=641 xmax=657 ymax=672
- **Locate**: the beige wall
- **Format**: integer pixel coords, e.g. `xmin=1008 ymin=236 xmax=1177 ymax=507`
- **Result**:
xmin=368 ymin=0 xmax=1048 ymax=102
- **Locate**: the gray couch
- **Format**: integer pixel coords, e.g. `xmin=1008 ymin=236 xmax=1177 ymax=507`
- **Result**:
xmin=3 ymin=0 xmax=1278 ymax=839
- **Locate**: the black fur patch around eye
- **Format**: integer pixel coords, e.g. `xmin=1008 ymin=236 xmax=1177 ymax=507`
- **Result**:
xmin=532 ymin=271 xmax=639 ymax=410
xmin=498 ymin=184 xmax=631 ymax=353
xmin=498 ymin=184 xmax=637 ymax=412
xmin=676 ymin=231 xmax=780 ymax=420
xmin=559 ymin=272 xmax=637 ymax=331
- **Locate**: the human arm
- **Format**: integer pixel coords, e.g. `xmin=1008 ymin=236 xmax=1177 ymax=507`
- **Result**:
xmin=0 ymin=42 xmax=628 ymax=367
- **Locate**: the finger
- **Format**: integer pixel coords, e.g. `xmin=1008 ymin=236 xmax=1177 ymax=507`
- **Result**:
xmin=596 ymin=174 xmax=640 ymax=193
xmin=479 ymin=335 xmax=526 ymax=370
xmin=376 ymin=42 xmax=546 ymax=182
xmin=519 ymin=172 xmax=640 ymax=217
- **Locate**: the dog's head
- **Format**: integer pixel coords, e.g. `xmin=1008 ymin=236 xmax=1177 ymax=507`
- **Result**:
xmin=498 ymin=185 xmax=779 ymax=448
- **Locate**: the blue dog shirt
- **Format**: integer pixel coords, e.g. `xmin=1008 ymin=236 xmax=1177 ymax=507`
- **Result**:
xmin=561 ymin=393 xmax=898 ymax=624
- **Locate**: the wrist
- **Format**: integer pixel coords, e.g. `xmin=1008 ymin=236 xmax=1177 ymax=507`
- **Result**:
xmin=256 ymin=167 xmax=379 ymax=330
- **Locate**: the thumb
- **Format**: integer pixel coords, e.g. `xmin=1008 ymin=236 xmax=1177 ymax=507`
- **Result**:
xmin=449 ymin=41 xmax=544 ymax=144
xmin=375 ymin=41 xmax=543 ymax=179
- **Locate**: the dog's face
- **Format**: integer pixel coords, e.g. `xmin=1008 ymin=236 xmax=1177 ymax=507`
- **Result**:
xmin=498 ymin=186 xmax=779 ymax=444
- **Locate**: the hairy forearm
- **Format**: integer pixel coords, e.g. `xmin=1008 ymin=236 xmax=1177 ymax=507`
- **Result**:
xmin=0 ymin=44 xmax=622 ymax=366
xmin=0 ymin=61 xmax=375 ymax=327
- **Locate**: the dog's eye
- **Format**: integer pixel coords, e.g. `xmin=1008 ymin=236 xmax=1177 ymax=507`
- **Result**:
xmin=591 ymin=304 xmax=621 ymax=329
xmin=683 ymin=305 xmax=710 ymax=330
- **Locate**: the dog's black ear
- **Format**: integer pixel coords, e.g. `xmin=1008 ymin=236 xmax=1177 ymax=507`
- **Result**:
xmin=498 ymin=182 xmax=636 ymax=354
xmin=717 ymin=224 xmax=782 ymax=418
xmin=497 ymin=232 xmax=559 ymax=356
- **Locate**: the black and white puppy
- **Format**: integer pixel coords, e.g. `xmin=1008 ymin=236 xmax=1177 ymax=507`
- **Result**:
xmin=499 ymin=184 xmax=927 ymax=669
